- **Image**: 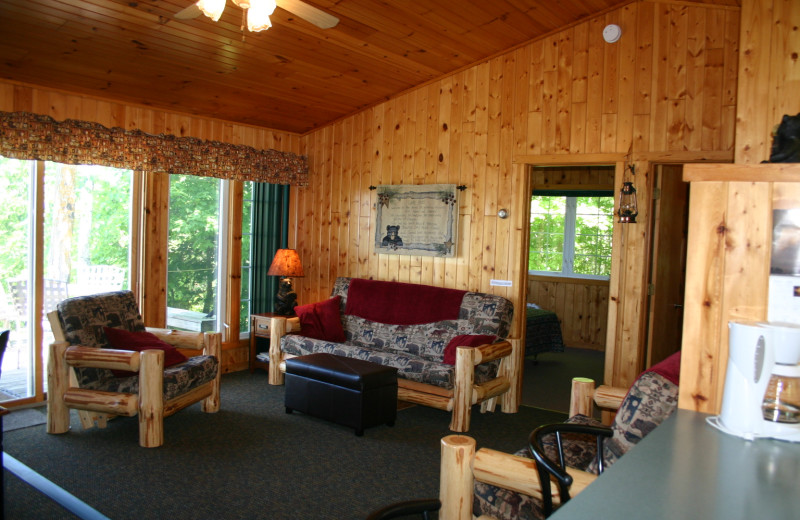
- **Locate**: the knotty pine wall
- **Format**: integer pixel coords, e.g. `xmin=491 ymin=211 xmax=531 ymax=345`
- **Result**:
xmin=295 ymin=0 xmax=740 ymax=389
xmin=528 ymin=277 xmax=610 ymax=351
xmin=679 ymin=0 xmax=800 ymax=414
xmin=0 ymin=79 xmax=304 ymax=371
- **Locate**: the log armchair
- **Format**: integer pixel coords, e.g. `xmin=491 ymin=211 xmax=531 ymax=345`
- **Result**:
xmin=369 ymin=351 xmax=682 ymax=519
xmin=46 ymin=291 xmax=221 ymax=448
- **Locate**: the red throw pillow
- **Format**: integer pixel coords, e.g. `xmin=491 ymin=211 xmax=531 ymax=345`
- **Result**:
xmin=103 ymin=327 xmax=188 ymax=377
xmin=294 ymin=296 xmax=346 ymax=343
xmin=443 ymin=334 xmax=497 ymax=365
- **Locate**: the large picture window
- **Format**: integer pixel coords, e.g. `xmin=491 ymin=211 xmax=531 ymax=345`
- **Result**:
xmin=166 ymin=175 xmax=223 ymax=334
xmin=529 ymin=193 xmax=614 ymax=279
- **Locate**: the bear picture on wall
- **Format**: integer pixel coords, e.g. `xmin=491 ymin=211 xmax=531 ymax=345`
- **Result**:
xmin=381 ymin=225 xmax=404 ymax=249
xmin=374 ymin=184 xmax=458 ymax=257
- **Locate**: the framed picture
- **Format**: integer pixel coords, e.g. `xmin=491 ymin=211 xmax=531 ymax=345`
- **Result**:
xmin=374 ymin=184 xmax=458 ymax=257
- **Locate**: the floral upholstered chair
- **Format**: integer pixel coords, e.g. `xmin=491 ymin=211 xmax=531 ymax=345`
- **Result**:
xmin=472 ymin=351 xmax=681 ymax=519
xmin=46 ymin=290 xmax=221 ymax=447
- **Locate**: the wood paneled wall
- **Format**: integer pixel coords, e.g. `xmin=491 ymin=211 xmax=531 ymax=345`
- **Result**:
xmin=0 ymin=78 xmax=304 ymax=371
xmin=679 ymin=0 xmax=800 ymax=414
xmin=528 ymin=276 xmax=609 ymax=351
xmin=295 ymin=0 xmax=740 ymax=389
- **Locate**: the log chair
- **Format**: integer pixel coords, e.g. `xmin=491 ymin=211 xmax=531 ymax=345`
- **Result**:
xmin=46 ymin=292 xmax=221 ymax=448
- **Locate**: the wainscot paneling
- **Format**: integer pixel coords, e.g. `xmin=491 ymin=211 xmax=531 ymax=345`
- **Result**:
xmin=295 ymin=0 xmax=740 ymax=392
xmin=0 ymin=78 xmax=304 ymax=373
xmin=528 ymin=276 xmax=609 ymax=351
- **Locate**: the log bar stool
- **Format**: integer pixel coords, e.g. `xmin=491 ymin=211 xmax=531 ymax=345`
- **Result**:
xmin=284 ymin=353 xmax=398 ymax=436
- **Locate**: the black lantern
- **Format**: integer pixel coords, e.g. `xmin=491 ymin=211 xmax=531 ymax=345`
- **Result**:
xmin=617 ymin=182 xmax=638 ymax=223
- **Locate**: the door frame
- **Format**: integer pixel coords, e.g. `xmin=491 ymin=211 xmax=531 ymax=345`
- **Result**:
xmin=514 ymin=152 xmax=733 ymax=391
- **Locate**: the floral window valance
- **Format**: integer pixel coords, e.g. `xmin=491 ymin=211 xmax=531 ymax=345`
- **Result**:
xmin=0 ymin=111 xmax=308 ymax=185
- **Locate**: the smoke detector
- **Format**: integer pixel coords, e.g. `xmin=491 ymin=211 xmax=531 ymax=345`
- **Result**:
xmin=603 ymin=24 xmax=622 ymax=43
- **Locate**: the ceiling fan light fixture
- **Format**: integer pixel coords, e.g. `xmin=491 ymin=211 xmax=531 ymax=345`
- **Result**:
xmin=196 ymin=0 xmax=226 ymax=21
xmin=247 ymin=0 xmax=276 ymax=32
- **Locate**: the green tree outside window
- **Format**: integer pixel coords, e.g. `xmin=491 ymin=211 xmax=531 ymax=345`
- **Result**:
xmin=529 ymin=194 xmax=613 ymax=278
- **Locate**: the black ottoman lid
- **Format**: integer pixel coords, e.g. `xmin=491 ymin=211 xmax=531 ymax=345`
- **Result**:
xmin=285 ymin=353 xmax=397 ymax=391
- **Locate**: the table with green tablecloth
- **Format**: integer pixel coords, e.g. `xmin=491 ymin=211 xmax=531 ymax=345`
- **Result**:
xmin=525 ymin=306 xmax=564 ymax=358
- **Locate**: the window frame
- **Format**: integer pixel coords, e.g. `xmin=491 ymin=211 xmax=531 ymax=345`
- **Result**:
xmin=528 ymin=192 xmax=614 ymax=281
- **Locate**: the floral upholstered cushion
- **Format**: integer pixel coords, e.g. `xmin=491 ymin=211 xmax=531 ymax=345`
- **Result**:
xmin=281 ymin=334 xmax=498 ymax=389
xmin=585 ymin=370 xmax=679 ymax=472
xmin=472 ymin=414 xmax=603 ymax=520
xmin=56 ymin=290 xmax=219 ymax=401
xmin=473 ymin=353 xmax=681 ymax=520
xmin=57 ymin=290 xmax=147 ymax=387
xmin=280 ymin=277 xmax=512 ymax=388
xmin=86 ymin=355 xmax=219 ymax=402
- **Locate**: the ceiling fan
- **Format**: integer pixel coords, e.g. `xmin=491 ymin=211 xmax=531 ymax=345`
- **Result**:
xmin=175 ymin=0 xmax=339 ymax=33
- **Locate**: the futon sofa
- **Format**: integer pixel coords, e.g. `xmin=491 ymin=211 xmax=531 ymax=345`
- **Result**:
xmin=267 ymin=277 xmax=520 ymax=431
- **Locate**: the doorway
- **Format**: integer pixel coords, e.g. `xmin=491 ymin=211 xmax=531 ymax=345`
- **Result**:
xmin=522 ymin=163 xmax=615 ymax=412
xmin=645 ymin=164 xmax=690 ymax=367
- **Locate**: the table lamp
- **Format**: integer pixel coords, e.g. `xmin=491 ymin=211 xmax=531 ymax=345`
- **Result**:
xmin=267 ymin=248 xmax=304 ymax=315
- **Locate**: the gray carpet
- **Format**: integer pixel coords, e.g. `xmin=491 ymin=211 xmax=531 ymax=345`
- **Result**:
xmin=3 ymin=370 xmax=567 ymax=520
xmin=522 ymin=347 xmax=605 ymax=413
xmin=3 ymin=407 xmax=47 ymax=432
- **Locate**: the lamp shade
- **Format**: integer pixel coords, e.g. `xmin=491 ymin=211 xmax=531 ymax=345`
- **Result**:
xmin=197 ymin=0 xmax=226 ymax=21
xmin=267 ymin=249 xmax=305 ymax=277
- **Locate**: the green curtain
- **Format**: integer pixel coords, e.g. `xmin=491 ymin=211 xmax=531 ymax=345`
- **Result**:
xmin=251 ymin=183 xmax=290 ymax=314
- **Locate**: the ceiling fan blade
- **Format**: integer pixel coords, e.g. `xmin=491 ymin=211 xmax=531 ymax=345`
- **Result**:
xmin=277 ymin=0 xmax=339 ymax=29
xmin=174 ymin=3 xmax=202 ymax=20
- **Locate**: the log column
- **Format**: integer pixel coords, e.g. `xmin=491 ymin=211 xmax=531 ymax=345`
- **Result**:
xmin=201 ymin=332 xmax=222 ymax=413
xmin=46 ymin=342 xmax=71 ymax=434
xmin=269 ymin=317 xmax=287 ymax=385
xmin=439 ymin=435 xmax=476 ymax=520
xmin=450 ymin=347 xmax=476 ymax=431
xmin=569 ymin=377 xmax=595 ymax=418
xmin=138 ymin=350 xmax=164 ymax=448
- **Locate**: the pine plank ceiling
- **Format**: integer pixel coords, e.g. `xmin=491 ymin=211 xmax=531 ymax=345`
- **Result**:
xmin=0 ymin=0 xmax=740 ymax=134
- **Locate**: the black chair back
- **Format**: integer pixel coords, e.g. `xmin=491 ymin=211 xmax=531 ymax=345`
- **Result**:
xmin=529 ymin=422 xmax=613 ymax=517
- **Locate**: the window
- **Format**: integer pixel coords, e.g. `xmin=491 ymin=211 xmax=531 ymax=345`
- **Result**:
xmin=0 ymin=158 xmax=133 ymax=402
xmin=529 ymin=194 xmax=614 ymax=279
xmin=166 ymin=175 xmax=223 ymax=334
xmin=240 ymin=181 xmax=254 ymax=335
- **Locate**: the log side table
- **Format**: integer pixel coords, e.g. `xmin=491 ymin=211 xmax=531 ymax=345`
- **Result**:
xmin=249 ymin=313 xmax=293 ymax=373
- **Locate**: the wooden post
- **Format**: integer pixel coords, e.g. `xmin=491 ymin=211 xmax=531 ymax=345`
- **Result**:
xmin=138 ymin=350 xmax=164 ymax=448
xmin=46 ymin=342 xmax=70 ymax=434
xmin=569 ymin=377 xmax=595 ymax=418
xmin=201 ymin=332 xmax=221 ymax=413
xmin=500 ymin=338 xmax=521 ymax=413
xmin=450 ymin=346 xmax=476 ymax=431
xmin=269 ymin=317 xmax=287 ymax=385
xmin=439 ymin=435 xmax=476 ymax=520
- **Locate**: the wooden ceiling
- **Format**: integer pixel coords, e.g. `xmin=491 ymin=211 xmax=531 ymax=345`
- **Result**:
xmin=0 ymin=0 xmax=740 ymax=134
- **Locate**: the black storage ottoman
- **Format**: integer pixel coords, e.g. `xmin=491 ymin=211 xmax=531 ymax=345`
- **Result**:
xmin=284 ymin=353 xmax=398 ymax=436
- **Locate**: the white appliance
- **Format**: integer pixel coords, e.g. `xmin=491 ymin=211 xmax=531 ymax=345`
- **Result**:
xmin=707 ymin=321 xmax=800 ymax=442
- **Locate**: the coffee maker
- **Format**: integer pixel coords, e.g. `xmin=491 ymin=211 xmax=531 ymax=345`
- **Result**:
xmin=707 ymin=320 xmax=800 ymax=442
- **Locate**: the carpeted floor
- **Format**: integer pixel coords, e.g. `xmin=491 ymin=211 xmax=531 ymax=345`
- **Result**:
xmin=522 ymin=347 xmax=606 ymax=413
xmin=3 ymin=370 xmax=568 ymax=520
xmin=3 ymin=407 xmax=47 ymax=432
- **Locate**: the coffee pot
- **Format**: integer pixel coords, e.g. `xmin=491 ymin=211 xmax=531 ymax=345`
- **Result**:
xmin=708 ymin=321 xmax=800 ymax=442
